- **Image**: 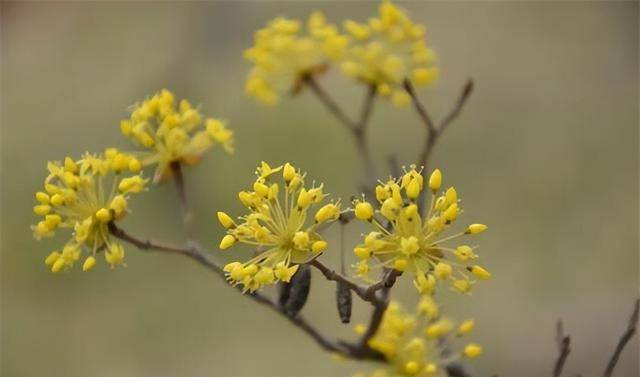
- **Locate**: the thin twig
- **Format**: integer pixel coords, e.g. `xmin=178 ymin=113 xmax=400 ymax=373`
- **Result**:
xmin=310 ymin=259 xmax=370 ymax=301
xmin=404 ymin=78 xmax=474 ymax=211
xmin=303 ymin=75 xmax=356 ymax=131
xmin=439 ymin=79 xmax=474 ymax=132
xmin=602 ymin=299 xmax=639 ymax=377
xmin=170 ymin=161 xmax=195 ymax=242
xmin=553 ymin=320 xmax=571 ymax=377
xmin=304 ymin=76 xmax=377 ymax=192
xmin=108 ymin=223 xmax=356 ymax=355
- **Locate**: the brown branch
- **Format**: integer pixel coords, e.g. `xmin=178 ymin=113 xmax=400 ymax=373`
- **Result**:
xmin=303 ymin=75 xmax=356 ymax=131
xmin=553 ymin=320 xmax=571 ymax=377
xmin=170 ymin=161 xmax=195 ymax=242
xmin=303 ymin=76 xmax=377 ymax=192
xmin=310 ymin=259 xmax=370 ymax=301
xmin=439 ymin=79 xmax=474 ymax=132
xmin=404 ymin=78 xmax=474 ymax=211
xmin=108 ymin=222 xmax=390 ymax=361
xmin=602 ymin=299 xmax=639 ymax=377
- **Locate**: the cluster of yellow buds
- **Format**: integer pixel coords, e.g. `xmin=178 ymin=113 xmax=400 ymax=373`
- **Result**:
xmin=120 ymin=89 xmax=233 ymax=182
xmin=353 ymin=298 xmax=481 ymax=377
xmin=341 ymin=1 xmax=439 ymax=107
xmin=32 ymin=149 xmax=148 ymax=272
xmin=217 ymin=162 xmax=341 ymax=292
xmin=352 ymin=166 xmax=490 ymax=295
xmin=244 ymin=12 xmax=348 ymax=105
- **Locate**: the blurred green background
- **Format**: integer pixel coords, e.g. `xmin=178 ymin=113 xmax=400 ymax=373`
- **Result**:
xmin=1 ymin=1 xmax=638 ymax=376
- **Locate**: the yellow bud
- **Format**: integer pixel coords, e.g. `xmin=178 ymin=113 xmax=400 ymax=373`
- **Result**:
xmin=444 ymin=187 xmax=457 ymax=206
xmin=354 ymin=201 xmax=374 ymax=220
xmin=406 ymin=179 xmax=421 ymax=200
xmin=354 ymin=247 xmax=371 ymax=260
xmin=453 ymin=279 xmax=473 ymax=294
xmin=44 ymin=251 xmax=61 ymax=266
xmin=466 ymin=224 xmax=488 ymax=234
xmin=268 ymin=184 xmax=279 ymax=200
xmin=50 ymin=193 xmax=65 ymax=206
xmin=443 ymin=203 xmax=459 ymax=222
xmin=469 ymin=265 xmax=491 ymax=280
xmin=380 ymin=198 xmax=400 ymax=220
xmin=458 ymin=319 xmax=475 ymax=335
xmin=404 ymin=204 xmax=418 ymax=218
xmin=463 ymin=343 xmax=483 ymax=358
xmin=404 ymin=361 xmax=419 ymax=375
xmin=253 ymin=181 xmax=269 ymax=198
xmin=283 ymin=163 xmax=296 ymax=182
xmin=128 ymin=158 xmax=142 ymax=173
xmin=223 ymin=262 xmax=242 ymax=273
xmin=95 ymin=208 xmax=112 ymax=222
xmin=311 ymin=240 xmax=327 ymax=253
xmin=393 ymin=258 xmax=408 ymax=271
xmin=315 ymin=203 xmax=340 ymax=223
xmin=455 ymin=245 xmax=477 ymax=262
xmin=354 ymin=324 xmax=367 ymax=335
xmin=51 ymin=258 xmax=66 ymax=273
xmin=118 ymin=176 xmax=146 ymax=193
xmin=35 ymin=192 xmax=50 ymax=204
xmin=44 ymin=214 xmax=61 ymax=229
xmin=33 ymin=204 xmax=51 ymax=216
xmin=219 ymin=235 xmax=236 ymax=250
xmin=297 ymin=189 xmax=313 ymax=209
xmin=82 ymin=256 xmax=96 ymax=272
xmin=110 ymin=195 xmax=128 ymax=217
xmin=64 ymin=157 xmax=78 ymax=173
xmin=434 ymin=262 xmax=452 ymax=280
xmin=411 ymin=68 xmax=439 ymax=87
xmin=429 ymin=169 xmax=442 ymax=191
xmin=425 ymin=363 xmax=438 ymax=374
xmin=217 ymin=212 xmax=235 ymax=229
xmin=120 ymin=120 xmax=133 ymax=135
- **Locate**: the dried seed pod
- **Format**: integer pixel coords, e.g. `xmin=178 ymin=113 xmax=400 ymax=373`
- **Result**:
xmin=336 ymin=282 xmax=352 ymax=324
xmin=283 ymin=264 xmax=311 ymax=317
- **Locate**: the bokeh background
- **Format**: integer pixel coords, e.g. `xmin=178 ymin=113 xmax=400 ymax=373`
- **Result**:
xmin=1 ymin=1 xmax=638 ymax=377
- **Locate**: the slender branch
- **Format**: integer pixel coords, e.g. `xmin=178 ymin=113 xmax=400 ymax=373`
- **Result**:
xmin=108 ymin=222 xmax=386 ymax=361
xmin=404 ymin=78 xmax=474 ymax=211
xmin=553 ymin=320 xmax=571 ymax=377
xmin=602 ymin=299 xmax=639 ymax=377
xmin=310 ymin=259 xmax=370 ymax=301
xmin=439 ymin=79 xmax=474 ymax=132
xmin=404 ymin=79 xmax=437 ymax=134
xmin=303 ymin=76 xmax=378 ymax=192
xmin=170 ymin=161 xmax=195 ymax=242
xmin=303 ymin=75 xmax=356 ymax=131
xmin=354 ymin=84 xmax=378 ymax=189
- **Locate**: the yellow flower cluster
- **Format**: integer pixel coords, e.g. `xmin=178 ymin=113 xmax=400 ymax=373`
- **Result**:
xmin=244 ymin=12 xmax=348 ymax=105
xmin=120 ymin=89 xmax=233 ymax=182
xmin=32 ymin=149 xmax=148 ymax=272
xmin=341 ymin=1 xmax=439 ymax=106
xmin=352 ymin=167 xmax=490 ymax=295
xmin=218 ymin=162 xmax=341 ymax=292
xmin=354 ymin=298 xmax=481 ymax=377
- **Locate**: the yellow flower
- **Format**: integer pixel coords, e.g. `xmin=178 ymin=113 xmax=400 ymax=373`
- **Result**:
xmin=356 ymin=300 xmax=481 ymax=377
xmin=32 ymin=150 xmax=147 ymax=272
xmin=340 ymin=1 xmax=439 ymax=106
xmin=120 ymin=89 xmax=233 ymax=182
xmin=353 ymin=166 xmax=490 ymax=295
xmin=244 ymin=12 xmax=348 ymax=105
xmin=219 ymin=162 xmax=340 ymax=292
